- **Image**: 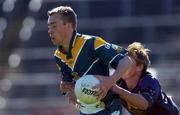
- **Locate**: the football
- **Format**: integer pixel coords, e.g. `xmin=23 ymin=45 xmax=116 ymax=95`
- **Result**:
xmin=74 ymin=75 xmax=100 ymax=104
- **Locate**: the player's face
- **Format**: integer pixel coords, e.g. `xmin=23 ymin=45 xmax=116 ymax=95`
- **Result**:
xmin=122 ymin=62 xmax=136 ymax=80
xmin=122 ymin=58 xmax=142 ymax=81
xmin=47 ymin=13 xmax=68 ymax=46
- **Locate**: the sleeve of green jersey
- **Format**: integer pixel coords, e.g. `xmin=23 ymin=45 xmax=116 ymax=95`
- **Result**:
xmin=94 ymin=36 xmax=128 ymax=69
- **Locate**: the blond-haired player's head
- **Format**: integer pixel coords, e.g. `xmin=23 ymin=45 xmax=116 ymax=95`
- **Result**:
xmin=127 ymin=42 xmax=151 ymax=73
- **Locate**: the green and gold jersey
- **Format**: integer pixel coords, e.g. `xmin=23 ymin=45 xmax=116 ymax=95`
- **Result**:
xmin=54 ymin=32 xmax=127 ymax=82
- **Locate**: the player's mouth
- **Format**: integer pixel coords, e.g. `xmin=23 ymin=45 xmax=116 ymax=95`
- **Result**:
xmin=51 ymin=37 xmax=55 ymax=40
xmin=49 ymin=34 xmax=55 ymax=40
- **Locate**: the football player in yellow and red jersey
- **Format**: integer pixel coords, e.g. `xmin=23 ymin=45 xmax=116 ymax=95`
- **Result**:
xmin=47 ymin=6 xmax=133 ymax=115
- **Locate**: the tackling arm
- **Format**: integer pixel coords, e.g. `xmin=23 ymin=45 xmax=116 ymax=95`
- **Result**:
xmin=112 ymin=84 xmax=149 ymax=110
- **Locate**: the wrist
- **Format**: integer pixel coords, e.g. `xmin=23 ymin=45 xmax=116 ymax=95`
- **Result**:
xmin=105 ymin=76 xmax=117 ymax=89
xmin=110 ymin=74 xmax=119 ymax=84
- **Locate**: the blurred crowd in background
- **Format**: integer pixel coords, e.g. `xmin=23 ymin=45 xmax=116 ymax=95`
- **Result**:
xmin=0 ymin=0 xmax=180 ymax=115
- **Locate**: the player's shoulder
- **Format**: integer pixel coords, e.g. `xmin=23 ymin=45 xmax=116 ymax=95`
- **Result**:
xmin=143 ymin=72 xmax=159 ymax=81
xmin=140 ymin=72 xmax=161 ymax=88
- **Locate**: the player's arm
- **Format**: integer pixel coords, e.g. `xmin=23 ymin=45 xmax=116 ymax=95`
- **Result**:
xmin=112 ymin=84 xmax=149 ymax=110
xmin=95 ymin=56 xmax=134 ymax=99
xmin=113 ymin=76 xmax=161 ymax=110
xmin=54 ymin=55 xmax=74 ymax=93
xmin=109 ymin=55 xmax=134 ymax=88
xmin=59 ymin=74 xmax=75 ymax=93
xmin=59 ymin=74 xmax=79 ymax=105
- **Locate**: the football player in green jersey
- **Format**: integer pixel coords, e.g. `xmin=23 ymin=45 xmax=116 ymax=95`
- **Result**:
xmin=47 ymin=6 xmax=133 ymax=115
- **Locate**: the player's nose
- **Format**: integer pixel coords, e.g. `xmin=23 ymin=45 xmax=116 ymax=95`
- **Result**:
xmin=48 ymin=28 xmax=53 ymax=36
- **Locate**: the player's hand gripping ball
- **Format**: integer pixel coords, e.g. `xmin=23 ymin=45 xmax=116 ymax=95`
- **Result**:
xmin=74 ymin=75 xmax=100 ymax=104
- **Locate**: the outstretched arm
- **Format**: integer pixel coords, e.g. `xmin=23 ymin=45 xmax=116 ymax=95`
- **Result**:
xmin=112 ymin=84 xmax=149 ymax=110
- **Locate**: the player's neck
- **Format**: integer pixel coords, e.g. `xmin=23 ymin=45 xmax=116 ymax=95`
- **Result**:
xmin=126 ymin=73 xmax=141 ymax=91
xmin=61 ymin=45 xmax=69 ymax=53
xmin=62 ymin=30 xmax=74 ymax=52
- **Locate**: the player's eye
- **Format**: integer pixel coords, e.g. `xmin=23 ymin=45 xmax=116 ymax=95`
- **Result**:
xmin=52 ymin=25 xmax=56 ymax=29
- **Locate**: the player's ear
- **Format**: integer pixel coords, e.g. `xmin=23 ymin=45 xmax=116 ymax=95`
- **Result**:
xmin=137 ymin=64 xmax=144 ymax=72
xmin=66 ymin=22 xmax=73 ymax=29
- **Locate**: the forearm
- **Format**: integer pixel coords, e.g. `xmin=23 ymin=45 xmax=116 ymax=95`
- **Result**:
xmin=110 ymin=56 xmax=134 ymax=85
xmin=93 ymin=56 xmax=134 ymax=99
xmin=112 ymin=85 xmax=149 ymax=110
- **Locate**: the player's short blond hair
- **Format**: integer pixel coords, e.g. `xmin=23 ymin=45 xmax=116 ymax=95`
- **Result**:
xmin=127 ymin=42 xmax=151 ymax=71
xmin=48 ymin=6 xmax=77 ymax=30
